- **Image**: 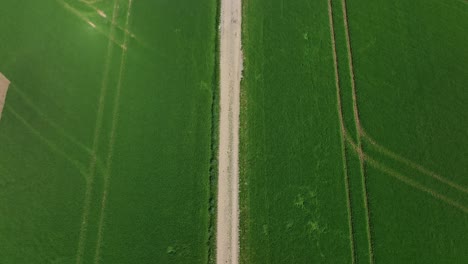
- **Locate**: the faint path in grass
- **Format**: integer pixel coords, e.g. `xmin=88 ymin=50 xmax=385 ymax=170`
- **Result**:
xmin=93 ymin=0 xmax=133 ymax=263
xmin=217 ymin=0 xmax=242 ymax=262
xmin=75 ymin=1 xmax=119 ymax=263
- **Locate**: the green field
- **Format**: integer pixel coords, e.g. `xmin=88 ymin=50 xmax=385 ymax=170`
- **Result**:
xmin=240 ymin=0 xmax=353 ymax=262
xmin=343 ymin=0 xmax=468 ymax=262
xmin=1 ymin=0 xmax=467 ymax=263
xmin=0 ymin=0 xmax=217 ymax=263
xmin=241 ymin=0 xmax=468 ymax=263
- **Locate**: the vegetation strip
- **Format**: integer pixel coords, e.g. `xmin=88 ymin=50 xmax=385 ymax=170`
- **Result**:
xmin=217 ymin=0 xmax=242 ymax=262
xmin=207 ymin=0 xmax=222 ymax=262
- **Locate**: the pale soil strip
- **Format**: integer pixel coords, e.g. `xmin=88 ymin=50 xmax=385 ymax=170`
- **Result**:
xmin=327 ymin=0 xmax=356 ymax=262
xmin=340 ymin=0 xmax=374 ymax=262
xmin=93 ymin=1 xmax=133 ymax=263
xmin=345 ymin=134 xmax=468 ymax=214
xmin=0 ymin=73 xmax=10 ymax=120
xmin=360 ymin=128 xmax=468 ymax=194
xmin=217 ymin=0 xmax=242 ymax=262
xmin=75 ymin=1 xmax=119 ymax=263
xmin=8 ymin=84 xmax=92 ymax=155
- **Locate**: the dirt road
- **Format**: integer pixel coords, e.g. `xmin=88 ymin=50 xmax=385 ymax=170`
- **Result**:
xmin=216 ymin=0 xmax=242 ymax=262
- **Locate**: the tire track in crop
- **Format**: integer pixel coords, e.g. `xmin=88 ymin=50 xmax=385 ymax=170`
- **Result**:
xmin=360 ymin=128 xmax=468 ymax=194
xmin=329 ymin=0 xmax=468 ymax=262
xmin=356 ymin=129 xmax=468 ymax=210
xmin=341 ymin=0 xmax=468 ymax=226
xmin=345 ymin=134 xmax=468 ymax=214
xmin=75 ymin=1 xmax=119 ymax=263
xmin=328 ymin=0 xmax=376 ymax=261
xmin=331 ymin=0 xmax=468 ymax=255
xmin=327 ymin=0 xmax=356 ymax=262
xmin=93 ymin=1 xmax=133 ymax=263
xmin=8 ymin=83 xmax=93 ymax=155
xmin=338 ymin=0 xmax=375 ymax=262
xmin=4 ymin=105 xmax=87 ymax=177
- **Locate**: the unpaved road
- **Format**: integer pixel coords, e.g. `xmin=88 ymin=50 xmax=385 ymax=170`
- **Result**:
xmin=0 ymin=73 xmax=10 ymax=120
xmin=216 ymin=0 xmax=242 ymax=263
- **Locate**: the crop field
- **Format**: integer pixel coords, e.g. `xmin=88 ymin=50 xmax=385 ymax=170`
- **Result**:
xmin=240 ymin=0 xmax=352 ymax=262
xmin=0 ymin=0 xmax=217 ymax=263
xmin=1 ymin=0 xmax=467 ymax=263
xmin=241 ymin=0 xmax=468 ymax=263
